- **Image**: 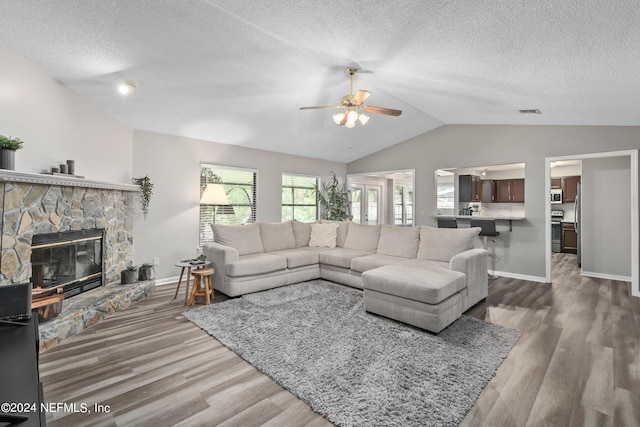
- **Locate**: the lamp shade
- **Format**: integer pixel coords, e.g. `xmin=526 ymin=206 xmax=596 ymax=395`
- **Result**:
xmin=200 ymin=183 xmax=229 ymax=205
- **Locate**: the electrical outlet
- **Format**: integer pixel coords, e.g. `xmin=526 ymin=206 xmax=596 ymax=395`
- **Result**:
xmin=153 ymin=257 xmax=160 ymax=266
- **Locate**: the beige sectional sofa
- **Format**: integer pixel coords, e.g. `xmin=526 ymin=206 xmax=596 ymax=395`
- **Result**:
xmin=202 ymin=220 xmax=488 ymax=332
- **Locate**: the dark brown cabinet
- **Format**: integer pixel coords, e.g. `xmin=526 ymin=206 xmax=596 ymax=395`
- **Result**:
xmin=459 ymin=175 xmax=481 ymax=202
xmin=495 ymin=178 xmax=525 ymax=202
xmin=481 ymin=179 xmax=495 ymax=203
xmin=561 ymin=222 xmax=577 ymax=253
xmin=562 ymin=176 xmax=580 ymax=202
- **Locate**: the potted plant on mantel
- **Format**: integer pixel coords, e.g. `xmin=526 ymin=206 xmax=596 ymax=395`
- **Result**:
xmin=0 ymin=135 xmax=24 ymax=170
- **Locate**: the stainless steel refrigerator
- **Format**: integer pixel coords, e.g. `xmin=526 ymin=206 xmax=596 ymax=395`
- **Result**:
xmin=574 ymin=182 xmax=581 ymax=267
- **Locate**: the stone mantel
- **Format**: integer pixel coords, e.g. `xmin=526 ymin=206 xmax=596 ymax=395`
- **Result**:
xmin=1 ymin=171 xmax=136 ymax=287
xmin=0 ymin=170 xmax=139 ymax=192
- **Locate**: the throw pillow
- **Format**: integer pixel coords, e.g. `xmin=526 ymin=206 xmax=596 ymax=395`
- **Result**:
xmin=417 ymin=226 xmax=481 ymax=262
xmin=291 ymin=220 xmax=315 ymax=248
xmin=309 ymin=222 xmax=339 ymax=248
xmin=376 ymin=225 xmax=420 ymax=258
xmin=343 ymin=222 xmax=381 ymax=252
xmin=320 ymin=220 xmax=350 ymax=247
xmin=212 ymin=223 xmax=264 ymax=255
xmin=260 ymin=222 xmax=296 ymax=252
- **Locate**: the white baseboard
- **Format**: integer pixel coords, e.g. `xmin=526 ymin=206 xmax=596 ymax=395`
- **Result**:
xmin=154 ymin=276 xmax=179 ymax=286
xmin=581 ymin=270 xmax=631 ymax=282
xmin=489 ymin=270 xmax=548 ymax=283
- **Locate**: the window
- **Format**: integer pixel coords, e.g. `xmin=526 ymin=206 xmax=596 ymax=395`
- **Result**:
xmin=394 ymin=184 xmax=414 ymax=225
xmin=282 ymin=174 xmax=318 ymax=222
xmin=199 ymin=164 xmax=257 ymax=245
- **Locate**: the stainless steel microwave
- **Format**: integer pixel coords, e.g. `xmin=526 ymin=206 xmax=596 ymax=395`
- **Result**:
xmin=550 ymin=189 xmax=563 ymax=204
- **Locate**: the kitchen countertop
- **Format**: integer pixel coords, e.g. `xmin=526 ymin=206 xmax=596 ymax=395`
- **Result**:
xmin=437 ymin=214 xmax=526 ymax=221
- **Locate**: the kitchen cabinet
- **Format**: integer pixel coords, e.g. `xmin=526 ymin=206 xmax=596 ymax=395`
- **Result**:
xmin=562 ymin=176 xmax=581 ymax=202
xmin=481 ymin=179 xmax=495 ymax=203
xmin=561 ymin=222 xmax=577 ymax=253
xmin=551 ymin=178 xmax=562 ymax=189
xmin=459 ymin=175 xmax=481 ymax=202
xmin=495 ymin=178 xmax=525 ymax=202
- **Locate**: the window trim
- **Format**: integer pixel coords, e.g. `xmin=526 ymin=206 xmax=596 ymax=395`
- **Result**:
xmin=281 ymin=173 xmax=319 ymax=222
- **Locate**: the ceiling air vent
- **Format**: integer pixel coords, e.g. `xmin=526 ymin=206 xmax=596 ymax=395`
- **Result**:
xmin=518 ymin=109 xmax=541 ymax=114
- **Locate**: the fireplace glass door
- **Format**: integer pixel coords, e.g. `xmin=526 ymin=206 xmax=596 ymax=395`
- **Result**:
xmin=31 ymin=229 xmax=104 ymax=297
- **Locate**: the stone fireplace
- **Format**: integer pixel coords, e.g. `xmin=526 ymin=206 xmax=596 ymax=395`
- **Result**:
xmin=1 ymin=170 xmax=138 ymax=291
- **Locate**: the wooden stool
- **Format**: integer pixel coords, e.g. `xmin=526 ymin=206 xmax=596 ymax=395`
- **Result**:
xmin=189 ymin=268 xmax=214 ymax=306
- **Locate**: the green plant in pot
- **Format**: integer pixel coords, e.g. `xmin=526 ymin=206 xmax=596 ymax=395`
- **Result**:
xmin=315 ymin=172 xmax=349 ymax=221
xmin=132 ymin=175 xmax=154 ymax=220
xmin=138 ymin=262 xmax=155 ymax=281
xmin=120 ymin=265 xmax=138 ymax=284
xmin=0 ymin=135 xmax=24 ymax=170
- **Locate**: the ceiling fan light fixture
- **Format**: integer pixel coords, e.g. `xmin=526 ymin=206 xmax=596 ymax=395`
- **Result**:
xmin=345 ymin=121 xmax=356 ymax=129
xmin=358 ymin=113 xmax=369 ymax=126
xmin=347 ymin=110 xmax=358 ymax=123
xmin=333 ymin=112 xmax=345 ymax=125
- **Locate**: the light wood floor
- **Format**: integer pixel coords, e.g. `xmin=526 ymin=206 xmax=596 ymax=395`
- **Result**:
xmin=39 ymin=253 xmax=640 ymax=426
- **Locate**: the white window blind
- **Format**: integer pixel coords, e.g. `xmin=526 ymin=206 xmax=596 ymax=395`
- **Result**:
xmin=200 ymin=164 xmax=257 ymax=245
xmin=281 ymin=174 xmax=318 ymax=222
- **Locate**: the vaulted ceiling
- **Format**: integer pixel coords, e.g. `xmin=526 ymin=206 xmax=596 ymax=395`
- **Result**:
xmin=0 ymin=1 xmax=638 ymax=163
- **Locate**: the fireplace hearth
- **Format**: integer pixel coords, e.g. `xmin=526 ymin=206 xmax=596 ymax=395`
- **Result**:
xmin=31 ymin=229 xmax=105 ymax=297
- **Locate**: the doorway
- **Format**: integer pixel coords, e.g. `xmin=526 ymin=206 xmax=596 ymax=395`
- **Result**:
xmin=347 ymin=169 xmax=415 ymax=226
xmin=545 ymin=149 xmax=639 ymax=297
xmin=351 ymin=184 xmax=382 ymax=224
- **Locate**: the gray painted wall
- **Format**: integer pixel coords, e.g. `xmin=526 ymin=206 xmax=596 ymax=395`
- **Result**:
xmin=0 ymin=42 xmax=133 ymax=183
xmin=582 ymin=156 xmax=631 ymax=278
xmin=132 ymin=130 xmax=346 ymax=280
xmin=347 ymin=125 xmax=640 ymax=280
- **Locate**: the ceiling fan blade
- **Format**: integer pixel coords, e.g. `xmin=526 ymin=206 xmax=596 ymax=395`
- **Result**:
xmin=351 ymin=90 xmax=371 ymax=105
xmin=338 ymin=113 xmax=348 ymax=126
xmin=363 ymin=105 xmax=403 ymax=116
xmin=299 ymin=105 xmax=343 ymax=110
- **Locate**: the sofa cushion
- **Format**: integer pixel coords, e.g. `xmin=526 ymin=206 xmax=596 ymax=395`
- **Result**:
xmin=343 ymin=222 xmax=381 ymax=252
xmin=350 ymin=254 xmax=408 ymax=273
xmin=362 ymin=264 xmax=466 ymax=305
xmin=225 ymin=253 xmax=287 ymax=277
xmin=319 ymin=247 xmax=372 ymax=269
xmin=320 ymin=220 xmax=349 ymax=247
xmin=260 ymin=222 xmax=296 ymax=252
xmin=417 ymin=226 xmax=481 ymax=262
xmin=376 ymin=225 xmax=420 ymax=258
xmin=309 ymin=222 xmax=339 ymax=248
xmin=291 ymin=220 xmax=315 ymax=248
xmin=270 ymin=248 xmax=321 ymax=269
xmin=212 ymin=223 xmax=264 ymax=255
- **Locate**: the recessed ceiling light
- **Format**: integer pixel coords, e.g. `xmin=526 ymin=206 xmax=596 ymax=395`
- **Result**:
xmin=118 ymin=81 xmax=137 ymax=95
xmin=518 ymin=109 xmax=541 ymax=114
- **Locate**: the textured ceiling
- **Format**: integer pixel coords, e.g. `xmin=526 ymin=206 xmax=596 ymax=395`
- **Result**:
xmin=0 ymin=0 xmax=638 ymax=163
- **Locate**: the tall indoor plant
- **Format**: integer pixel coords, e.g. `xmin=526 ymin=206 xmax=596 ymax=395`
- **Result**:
xmin=316 ymin=172 xmax=349 ymax=220
xmin=0 ymin=135 xmax=24 ymax=170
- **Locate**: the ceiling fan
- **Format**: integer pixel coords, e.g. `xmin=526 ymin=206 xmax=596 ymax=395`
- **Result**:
xmin=299 ymin=67 xmax=402 ymax=128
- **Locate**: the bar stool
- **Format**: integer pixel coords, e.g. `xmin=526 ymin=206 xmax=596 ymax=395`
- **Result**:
xmin=189 ymin=268 xmax=215 ymax=306
xmin=470 ymin=219 xmax=500 ymax=249
xmin=437 ymin=217 xmax=458 ymax=228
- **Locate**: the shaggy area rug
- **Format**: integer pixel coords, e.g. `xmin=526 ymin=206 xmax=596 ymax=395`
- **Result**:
xmin=183 ymin=280 xmax=520 ymax=427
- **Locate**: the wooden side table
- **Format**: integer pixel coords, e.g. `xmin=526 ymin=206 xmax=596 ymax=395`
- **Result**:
xmin=174 ymin=260 xmax=212 ymax=305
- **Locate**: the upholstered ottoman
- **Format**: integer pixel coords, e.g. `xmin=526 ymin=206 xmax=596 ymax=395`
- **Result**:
xmin=362 ymin=265 xmax=467 ymax=333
